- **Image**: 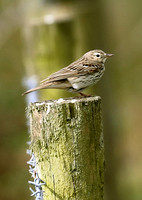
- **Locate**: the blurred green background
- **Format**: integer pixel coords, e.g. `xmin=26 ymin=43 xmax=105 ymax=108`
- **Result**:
xmin=0 ymin=0 xmax=142 ymax=199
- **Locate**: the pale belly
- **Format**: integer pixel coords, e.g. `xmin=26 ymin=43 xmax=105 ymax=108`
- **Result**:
xmin=68 ymin=69 xmax=105 ymax=91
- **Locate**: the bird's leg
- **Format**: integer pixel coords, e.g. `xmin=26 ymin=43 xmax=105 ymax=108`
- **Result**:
xmin=79 ymin=92 xmax=92 ymax=97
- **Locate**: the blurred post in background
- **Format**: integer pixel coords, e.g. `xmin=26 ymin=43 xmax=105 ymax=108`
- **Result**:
xmin=1 ymin=0 xmax=142 ymax=200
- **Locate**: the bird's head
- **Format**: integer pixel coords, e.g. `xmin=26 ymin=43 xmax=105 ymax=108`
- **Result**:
xmin=85 ymin=49 xmax=113 ymax=64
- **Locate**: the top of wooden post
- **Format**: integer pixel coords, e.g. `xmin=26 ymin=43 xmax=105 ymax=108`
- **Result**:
xmin=29 ymin=96 xmax=101 ymax=107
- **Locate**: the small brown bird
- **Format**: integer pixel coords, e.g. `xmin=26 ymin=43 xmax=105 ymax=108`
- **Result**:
xmin=22 ymin=50 xmax=113 ymax=97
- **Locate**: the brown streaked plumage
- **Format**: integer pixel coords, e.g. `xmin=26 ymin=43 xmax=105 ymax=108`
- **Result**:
xmin=22 ymin=50 xmax=113 ymax=96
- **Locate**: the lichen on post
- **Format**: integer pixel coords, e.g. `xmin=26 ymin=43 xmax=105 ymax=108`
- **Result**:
xmin=28 ymin=96 xmax=104 ymax=200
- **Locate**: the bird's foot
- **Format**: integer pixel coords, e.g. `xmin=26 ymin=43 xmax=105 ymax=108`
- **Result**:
xmin=79 ymin=92 xmax=92 ymax=97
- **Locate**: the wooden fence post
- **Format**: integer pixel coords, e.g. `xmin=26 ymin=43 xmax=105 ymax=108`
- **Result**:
xmin=28 ymin=96 xmax=104 ymax=200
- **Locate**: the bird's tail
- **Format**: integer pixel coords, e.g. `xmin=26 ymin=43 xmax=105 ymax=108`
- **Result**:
xmin=22 ymin=85 xmax=48 ymax=96
xmin=22 ymin=79 xmax=72 ymax=96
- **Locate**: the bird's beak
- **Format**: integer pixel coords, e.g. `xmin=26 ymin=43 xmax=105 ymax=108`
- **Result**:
xmin=106 ymin=53 xmax=114 ymax=57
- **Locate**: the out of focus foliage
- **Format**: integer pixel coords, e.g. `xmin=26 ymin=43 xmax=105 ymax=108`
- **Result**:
xmin=0 ymin=0 xmax=142 ymax=200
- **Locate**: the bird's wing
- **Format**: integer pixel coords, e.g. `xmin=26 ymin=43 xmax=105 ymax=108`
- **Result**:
xmin=40 ymin=56 xmax=99 ymax=85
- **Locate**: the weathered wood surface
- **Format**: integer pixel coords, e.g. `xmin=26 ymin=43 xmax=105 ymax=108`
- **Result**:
xmin=28 ymin=96 xmax=104 ymax=200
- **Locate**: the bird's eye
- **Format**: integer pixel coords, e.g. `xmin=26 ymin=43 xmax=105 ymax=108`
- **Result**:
xmin=96 ymin=54 xmax=100 ymax=57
